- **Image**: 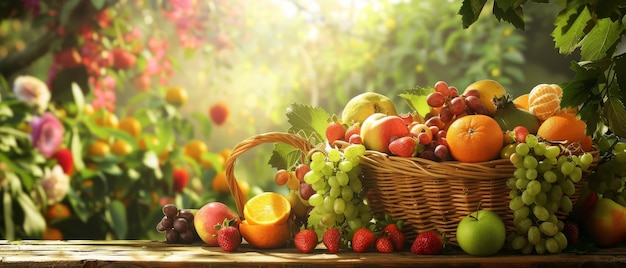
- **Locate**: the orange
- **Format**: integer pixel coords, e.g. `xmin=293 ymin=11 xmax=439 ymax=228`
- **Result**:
xmin=87 ymin=140 xmax=110 ymax=157
xmin=243 ymin=192 xmax=291 ymax=225
xmin=94 ymin=110 xmax=119 ymax=129
xmin=219 ymin=148 xmax=232 ymax=162
xmin=184 ymin=140 xmax=208 ymax=162
xmin=111 ymin=140 xmax=133 ymax=156
xmin=239 ymin=220 xmax=290 ymax=249
xmin=119 ymin=117 xmax=142 ymax=137
xmin=165 ymin=86 xmax=188 ymax=106
xmin=45 ymin=203 xmax=71 ymax=222
xmin=446 ymin=115 xmax=504 ymax=163
xmin=42 ymin=227 xmax=63 ymax=240
xmin=513 ymin=94 xmax=529 ymax=110
xmin=463 ymin=79 xmax=507 ymax=116
xmin=138 ymin=135 xmax=159 ymax=151
xmin=83 ymin=103 xmax=95 ymax=116
xmin=537 ymin=113 xmax=592 ymax=151
xmin=211 ymin=170 xmax=230 ymax=193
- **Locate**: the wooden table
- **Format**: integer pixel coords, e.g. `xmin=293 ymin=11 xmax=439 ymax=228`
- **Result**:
xmin=1 ymin=240 xmax=626 ymax=267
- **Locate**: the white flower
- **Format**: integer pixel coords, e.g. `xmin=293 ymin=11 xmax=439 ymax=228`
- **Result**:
xmin=40 ymin=165 xmax=69 ymax=205
xmin=13 ymin=75 xmax=51 ymax=114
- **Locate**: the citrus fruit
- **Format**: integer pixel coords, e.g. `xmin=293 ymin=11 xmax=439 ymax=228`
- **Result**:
xmin=138 ymin=135 xmax=159 ymax=151
xmin=513 ymin=94 xmax=529 ymax=110
xmin=119 ymin=117 xmax=142 ymax=137
xmin=87 ymin=140 xmax=110 ymax=157
xmin=111 ymin=140 xmax=133 ymax=156
xmin=446 ymin=114 xmax=504 ymax=163
xmin=243 ymin=192 xmax=291 ymax=226
xmin=165 ymin=86 xmax=188 ymax=106
xmin=537 ymin=113 xmax=592 ymax=151
xmin=94 ymin=110 xmax=119 ymax=128
xmin=45 ymin=203 xmax=71 ymax=222
xmin=212 ymin=170 xmax=230 ymax=193
xmin=42 ymin=227 xmax=63 ymax=240
xmin=184 ymin=140 xmax=208 ymax=162
xmin=528 ymin=84 xmax=562 ymax=121
xmin=239 ymin=220 xmax=291 ymax=249
xmin=463 ymin=79 xmax=507 ymax=116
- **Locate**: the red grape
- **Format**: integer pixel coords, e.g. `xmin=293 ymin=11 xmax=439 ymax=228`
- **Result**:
xmin=162 ymin=216 xmax=174 ymax=229
xmin=295 ymin=164 xmax=310 ymax=182
xmin=425 ymin=116 xmax=445 ymax=129
xmin=426 ymin=92 xmax=446 ymax=107
xmin=464 ymin=89 xmax=480 ymax=98
xmin=434 ymin=144 xmax=449 ymax=161
xmin=434 ymin=81 xmax=450 ymax=96
xmin=439 ymin=107 xmax=454 ymax=123
xmin=417 ymin=132 xmax=432 ymax=145
xmin=419 ymin=149 xmax=437 ymax=161
xmin=299 ymin=182 xmax=315 ymax=200
xmin=162 ymin=204 xmax=178 ymax=218
xmin=448 ymin=86 xmax=459 ymax=97
xmin=465 ymin=95 xmax=482 ymax=112
xmin=173 ymin=218 xmax=189 ymax=232
xmin=449 ymin=97 xmax=466 ymax=115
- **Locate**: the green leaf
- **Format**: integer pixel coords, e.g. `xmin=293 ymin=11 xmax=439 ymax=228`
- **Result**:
xmin=268 ymin=143 xmax=303 ymax=171
xmin=579 ymin=18 xmax=624 ymax=61
xmin=71 ymin=83 xmax=85 ymax=116
xmin=3 ymin=190 xmax=15 ymax=241
xmin=106 ymin=200 xmax=128 ymax=239
xmin=552 ymin=6 xmax=591 ymax=55
xmin=66 ymin=188 xmax=89 ymax=223
xmin=16 ymin=191 xmax=46 ymax=238
xmin=60 ymin=0 xmax=81 ymax=25
xmin=285 ymin=103 xmax=329 ymax=145
xmin=615 ymin=54 xmax=626 ymax=98
xmin=90 ymin=0 xmax=105 ymax=10
xmin=495 ymin=0 xmax=518 ymax=12
xmin=561 ymin=61 xmax=601 ymax=108
xmin=502 ymin=50 xmax=525 ymax=64
xmin=399 ymin=86 xmax=433 ymax=117
xmin=70 ymin=127 xmax=85 ymax=171
xmin=493 ymin=1 xmax=525 ymax=30
xmin=604 ymin=97 xmax=626 ymax=138
xmin=459 ymin=0 xmax=488 ymax=28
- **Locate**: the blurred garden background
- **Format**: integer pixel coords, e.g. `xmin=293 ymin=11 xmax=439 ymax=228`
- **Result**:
xmin=0 ymin=0 xmax=623 ymax=241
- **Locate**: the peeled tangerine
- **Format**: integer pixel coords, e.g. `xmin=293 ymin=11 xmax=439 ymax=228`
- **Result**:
xmin=528 ymin=84 xmax=562 ymax=121
xmin=537 ymin=113 xmax=593 ymax=152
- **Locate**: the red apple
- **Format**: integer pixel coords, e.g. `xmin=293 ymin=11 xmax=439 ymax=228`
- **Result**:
xmin=360 ymin=113 xmax=410 ymax=153
xmin=584 ymin=198 xmax=626 ymax=247
xmin=194 ymin=202 xmax=240 ymax=246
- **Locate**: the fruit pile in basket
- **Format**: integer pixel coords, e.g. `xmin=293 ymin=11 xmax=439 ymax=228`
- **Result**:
xmin=155 ymin=79 xmax=604 ymax=256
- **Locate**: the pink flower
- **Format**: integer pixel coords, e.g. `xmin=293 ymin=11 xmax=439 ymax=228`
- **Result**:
xmin=13 ymin=75 xmax=50 ymax=114
xmin=30 ymin=112 xmax=64 ymax=158
xmin=40 ymin=165 xmax=70 ymax=205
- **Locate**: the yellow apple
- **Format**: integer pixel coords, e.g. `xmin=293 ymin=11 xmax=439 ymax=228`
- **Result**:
xmin=341 ymin=92 xmax=398 ymax=125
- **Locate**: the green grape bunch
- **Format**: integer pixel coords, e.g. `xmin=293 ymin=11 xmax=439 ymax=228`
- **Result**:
xmin=587 ymin=141 xmax=626 ymax=204
xmin=506 ymin=133 xmax=594 ymax=254
xmin=304 ymin=144 xmax=373 ymax=238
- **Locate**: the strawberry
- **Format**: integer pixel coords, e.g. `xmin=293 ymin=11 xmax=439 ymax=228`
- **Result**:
xmin=322 ymin=228 xmax=341 ymax=253
xmin=325 ymin=121 xmax=345 ymax=144
xmin=344 ymin=123 xmax=361 ymax=142
xmin=375 ymin=237 xmax=394 ymax=253
xmin=351 ymin=227 xmax=376 ymax=253
xmin=54 ymin=49 xmax=82 ymax=69
xmin=411 ymin=231 xmax=444 ymax=255
xmin=209 ymin=102 xmax=229 ymax=126
xmin=294 ymin=229 xmax=318 ymax=253
xmin=215 ymin=219 xmax=241 ymax=252
xmin=382 ymin=223 xmax=405 ymax=251
xmin=388 ymin=136 xmax=417 ymax=157
xmin=563 ymin=222 xmax=579 ymax=247
xmin=172 ymin=168 xmax=189 ymax=193
xmin=51 ymin=148 xmax=74 ymax=175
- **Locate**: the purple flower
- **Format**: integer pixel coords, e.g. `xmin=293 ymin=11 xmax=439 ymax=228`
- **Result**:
xmin=30 ymin=112 xmax=64 ymax=158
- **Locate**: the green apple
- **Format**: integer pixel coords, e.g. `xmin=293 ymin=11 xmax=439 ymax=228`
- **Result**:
xmin=456 ymin=210 xmax=506 ymax=256
xmin=341 ymin=92 xmax=398 ymax=126
xmin=360 ymin=113 xmax=409 ymax=153
xmin=584 ymin=198 xmax=626 ymax=247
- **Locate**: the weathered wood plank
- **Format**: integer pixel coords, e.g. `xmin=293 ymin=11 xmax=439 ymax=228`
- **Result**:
xmin=0 ymin=240 xmax=625 ymax=268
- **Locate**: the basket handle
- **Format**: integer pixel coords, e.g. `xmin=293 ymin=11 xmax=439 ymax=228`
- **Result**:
xmin=224 ymin=132 xmax=315 ymax=217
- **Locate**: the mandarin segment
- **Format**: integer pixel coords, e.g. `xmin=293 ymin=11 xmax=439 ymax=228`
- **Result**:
xmin=528 ymin=84 xmax=563 ymax=121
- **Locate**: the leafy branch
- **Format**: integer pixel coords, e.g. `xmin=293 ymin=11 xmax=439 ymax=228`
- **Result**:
xmin=459 ymin=0 xmax=626 ymax=143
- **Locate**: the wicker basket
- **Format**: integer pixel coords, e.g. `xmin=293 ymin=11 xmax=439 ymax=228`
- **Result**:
xmin=224 ymin=132 xmax=600 ymax=245
xmin=358 ymin=149 xmax=599 ymax=245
